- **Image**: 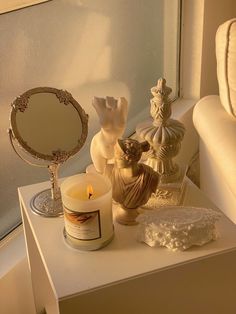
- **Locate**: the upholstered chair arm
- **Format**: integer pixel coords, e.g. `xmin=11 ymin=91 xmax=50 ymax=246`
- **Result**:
xmin=193 ymin=95 xmax=236 ymax=199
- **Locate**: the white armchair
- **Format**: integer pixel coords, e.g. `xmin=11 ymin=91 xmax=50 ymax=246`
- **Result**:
xmin=193 ymin=19 xmax=236 ymax=224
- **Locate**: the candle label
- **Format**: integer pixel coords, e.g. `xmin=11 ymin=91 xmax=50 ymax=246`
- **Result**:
xmin=64 ymin=207 xmax=101 ymax=240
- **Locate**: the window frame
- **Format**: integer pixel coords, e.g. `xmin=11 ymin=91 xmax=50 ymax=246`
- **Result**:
xmin=0 ymin=0 xmax=51 ymax=14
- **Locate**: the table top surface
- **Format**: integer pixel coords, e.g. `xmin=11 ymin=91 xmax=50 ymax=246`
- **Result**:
xmin=19 ymin=178 xmax=236 ymax=300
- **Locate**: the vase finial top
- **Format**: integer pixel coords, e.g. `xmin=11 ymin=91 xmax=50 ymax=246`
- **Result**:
xmin=150 ymin=78 xmax=172 ymax=123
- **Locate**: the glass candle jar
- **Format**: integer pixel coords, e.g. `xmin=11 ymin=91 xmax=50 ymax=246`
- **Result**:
xmin=61 ymin=173 xmax=114 ymax=250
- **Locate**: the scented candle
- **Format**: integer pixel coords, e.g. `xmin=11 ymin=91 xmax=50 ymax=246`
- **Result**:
xmin=61 ymin=173 xmax=113 ymax=250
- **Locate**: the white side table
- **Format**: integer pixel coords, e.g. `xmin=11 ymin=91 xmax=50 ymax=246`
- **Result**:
xmin=19 ymin=179 xmax=236 ymax=314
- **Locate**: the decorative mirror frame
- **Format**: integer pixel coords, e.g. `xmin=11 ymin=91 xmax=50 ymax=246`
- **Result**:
xmin=10 ymin=87 xmax=88 ymax=163
xmin=9 ymin=87 xmax=89 ymax=217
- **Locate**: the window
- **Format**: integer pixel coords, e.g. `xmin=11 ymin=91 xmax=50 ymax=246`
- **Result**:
xmin=0 ymin=0 xmax=181 ymax=239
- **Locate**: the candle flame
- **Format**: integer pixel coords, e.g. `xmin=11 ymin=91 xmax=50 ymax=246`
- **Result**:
xmin=87 ymin=184 xmax=93 ymax=199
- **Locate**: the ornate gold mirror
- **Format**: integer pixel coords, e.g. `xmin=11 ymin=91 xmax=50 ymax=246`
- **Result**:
xmin=9 ymin=87 xmax=88 ymax=217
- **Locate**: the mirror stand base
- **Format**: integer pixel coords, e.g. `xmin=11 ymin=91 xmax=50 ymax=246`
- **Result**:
xmin=30 ymin=189 xmax=63 ymax=217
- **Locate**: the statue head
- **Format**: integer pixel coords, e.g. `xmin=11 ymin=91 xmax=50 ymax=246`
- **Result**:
xmin=114 ymin=138 xmax=149 ymax=168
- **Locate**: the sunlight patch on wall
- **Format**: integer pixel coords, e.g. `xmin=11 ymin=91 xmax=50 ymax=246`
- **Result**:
xmin=90 ymin=45 xmax=111 ymax=82
xmin=63 ymin=12 xmax=111 ymax=87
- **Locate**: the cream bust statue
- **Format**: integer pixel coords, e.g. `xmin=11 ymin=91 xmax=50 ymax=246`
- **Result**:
xmin=111 ymin=138 xmax=159 ymax=225
xmin=90 ymin=96 xmax=128 ymax=175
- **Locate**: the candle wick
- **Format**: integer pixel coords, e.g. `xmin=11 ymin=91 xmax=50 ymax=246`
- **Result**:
xmin=88 ymin=193 xmax=92 ymax=200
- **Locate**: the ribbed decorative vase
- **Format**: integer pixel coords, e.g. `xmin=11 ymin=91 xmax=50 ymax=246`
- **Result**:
xmin=136 ymin=78 xmax=185 ymax=184
xmin=136 ymin=78 xmax=186 ymax=207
